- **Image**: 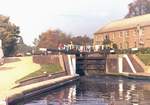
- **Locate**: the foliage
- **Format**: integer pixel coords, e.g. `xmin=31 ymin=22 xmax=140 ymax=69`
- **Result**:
xmin=125 ymin=0 xmax=150 ymax=18
xmin=138 ymin=48 xmax=150 ymax=54
xmin=16 ymin=43 xmax=33 ymax=54
xmin=3 ymin=37 xmax=18 ymax=56
xmin=102 ymin=35 xmax=111 ymax=45
xmin=34 ymin=29 xmax=93 ymax=48
xmin=116 ymin=49 xmax=131 ymax=54
xmin=0 ymin=15 xmax=20 ymax=56
xmin=72 ymin=35 xmax=92 ymax=45
xmin=102 ymin=36 xmax=112 ymax=49
xmin=114 ymin=47 xmax=150 ymax=54
xmin=112 ymin=43 xmax=118 ymax=49
xmin=36 ymin=29 xmax=68 ymax=48
xmin=102 ymin=38 xmax=111 ymax=45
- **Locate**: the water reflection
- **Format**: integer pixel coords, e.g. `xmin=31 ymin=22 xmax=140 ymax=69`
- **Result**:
xmin=16 ymin=76 xmax=150 ymax=105
xmin=118 ymin=80 xmax=123 ymax=100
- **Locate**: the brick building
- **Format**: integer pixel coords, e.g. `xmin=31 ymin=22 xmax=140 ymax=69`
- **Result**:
xmin=93 ymin=14 xmax=150 ymax=49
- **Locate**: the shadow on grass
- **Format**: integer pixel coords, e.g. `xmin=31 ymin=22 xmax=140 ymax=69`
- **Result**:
xmin=4 ymin=57 xmax=21 ymax=64
xmin=16 ymin=64 xmax=63 ymax=83
xmin=0 ymin=67 xmax=15 ymax=71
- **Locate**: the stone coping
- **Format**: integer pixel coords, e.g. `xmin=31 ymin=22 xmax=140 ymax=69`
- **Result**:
xmin=106 ymin=72 xmax=150 ymax=80
xmin=0 ymin=75 xmax=79 ymax=105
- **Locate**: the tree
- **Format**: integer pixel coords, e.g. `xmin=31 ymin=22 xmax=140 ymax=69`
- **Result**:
xmin=102 ymin=36 xmax=111 ymax=46
xmin=112 ymin=43 xmax=118 ymax=49
xmin=33 ymin=35 xmax=42 ymax=47
xmin=125 ymin=0 xmax=150 ymax=18
xmin=102 ymin=36 xmax=111 ymax=56
xmin=15 ymin=36 xmax=33 ymax=55
xmin=71 ymin=35 xmax=93 ymax=45
xmin=35 ymin=29 xmax=93 ymax=49
xmin=37 ymin=29 xmax=66 ymax=48
xmin=0 ymin=15 xmax=20 ymax=56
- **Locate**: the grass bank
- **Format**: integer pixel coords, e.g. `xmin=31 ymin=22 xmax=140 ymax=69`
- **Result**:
xmin=17 ymin=64 xmax=62 ymax=82
xmin=136 ymin=54 xmax=150 ymax=65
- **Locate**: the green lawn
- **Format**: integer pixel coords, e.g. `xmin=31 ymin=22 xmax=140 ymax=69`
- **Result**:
xmin=136 ymin=54 xmax=150 ymax=65
xmin=17 ymin=64 xmax=62 ymax=83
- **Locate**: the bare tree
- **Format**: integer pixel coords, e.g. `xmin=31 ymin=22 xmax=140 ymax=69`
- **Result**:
xmin=125 ymin=0 xmax=150 ymax=18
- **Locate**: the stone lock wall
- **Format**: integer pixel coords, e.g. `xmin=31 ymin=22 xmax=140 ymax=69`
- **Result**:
xmin=106 ymin=54 xmax=145 ymax=73
xmin=33 ymin=54 xmax=76 ymax=76
xmin=33 ymin=55 xmax=60 ymax=65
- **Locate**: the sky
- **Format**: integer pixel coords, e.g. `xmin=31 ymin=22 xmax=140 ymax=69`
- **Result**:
xmin=0 ymin=0 xmax=132 ymax=45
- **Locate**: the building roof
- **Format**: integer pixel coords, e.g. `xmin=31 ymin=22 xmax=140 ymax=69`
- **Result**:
xmin=95 ymin=14 xmax=150 ymax=34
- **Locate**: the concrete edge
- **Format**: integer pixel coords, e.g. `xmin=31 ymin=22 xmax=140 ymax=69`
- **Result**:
xmin=106 ymin=72 xmax=150 ymax=80
xmin=16 ymin=71 xmax=66 ymax=84
xmin=4 ymin=75 xmax=79 ymax=105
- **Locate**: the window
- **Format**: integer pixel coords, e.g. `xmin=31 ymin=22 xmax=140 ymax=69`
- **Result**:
xmin=103 ymin=34 xmax=106 ymax=39
xmin=120 ymin=43 xmax=122 ymax=49
xmin=119 ymin=31 xmax=123 ymax=37
xmin=125 ymin=41 xmax=129 ymax=49
xmin=125 ymin=31 xmax=129 ymax=37
xmin=96 ymin=41 xmax=100 ymax=45
xmin=134 ymin=42 xmax=137 ymax=47
xmin=94 ymin=36 xmax=96 ymax=40
xmin=133 ymin=29 xmax=137 ymax=36
xmin=103 ymin=33 xmax=109 ymax=40
xmin=141 ymin=28 xmax=144 ymax=36
xmin=134 ymin=27 xmax=144 ymax=36
xmin=112 ymin=32 xmax=115 ymax=40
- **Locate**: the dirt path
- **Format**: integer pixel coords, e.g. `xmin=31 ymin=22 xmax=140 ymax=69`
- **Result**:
xmin=0 ymin=56 xmax=41 ymax=93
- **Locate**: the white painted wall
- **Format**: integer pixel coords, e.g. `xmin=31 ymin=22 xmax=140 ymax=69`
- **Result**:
xmin=123 ymin=54 xmax=136 ymax=73
xmin=117 ymin=54 xmax=136 ymax=73
xmin=68 ymin=55 xmax=77 ymax=76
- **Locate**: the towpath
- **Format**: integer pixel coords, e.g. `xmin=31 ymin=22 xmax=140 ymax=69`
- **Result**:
xmin=0 ymin=57 xmax=41 ymax=95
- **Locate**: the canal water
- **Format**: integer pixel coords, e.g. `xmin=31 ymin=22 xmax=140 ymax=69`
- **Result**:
xmin=15 ymin=76 xmax=150 ymax=105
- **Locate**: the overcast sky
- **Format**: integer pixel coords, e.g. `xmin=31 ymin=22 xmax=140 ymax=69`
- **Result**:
xmin=0 ymin=0 xmax=132 ymax=45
